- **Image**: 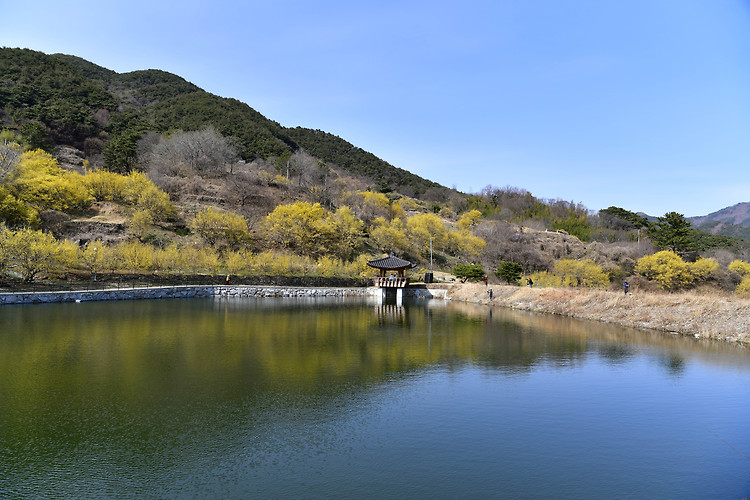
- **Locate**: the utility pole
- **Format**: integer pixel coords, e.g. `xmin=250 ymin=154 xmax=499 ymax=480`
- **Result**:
xmin=430 ymin=237 xmax=433 ymax=273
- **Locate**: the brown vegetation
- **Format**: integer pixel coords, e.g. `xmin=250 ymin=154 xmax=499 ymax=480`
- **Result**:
xmin=447 ymin=282 xmax=750 ymax=344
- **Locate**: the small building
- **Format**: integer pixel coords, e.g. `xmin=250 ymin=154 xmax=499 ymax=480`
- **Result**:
xmin=367 ymin=255 xmax=415 ymax=304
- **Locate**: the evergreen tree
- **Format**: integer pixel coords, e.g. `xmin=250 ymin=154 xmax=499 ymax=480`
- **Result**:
xmin=494 ymin=261 xmax=523 ymax=284
xmin=649 ymin=212 xmax=694 ymax=255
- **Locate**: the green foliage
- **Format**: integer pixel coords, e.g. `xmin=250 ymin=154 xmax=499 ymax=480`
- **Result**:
xmin=694 ymin=220 xmax=750 ymax=241
xmin=0 ymin=48 xmax=117 ymax=149
xmin=688 ymin=230 xmax=740 ymax=252
xmin=494 ymin=261 xmax=523 ymax=284
xmin=552 ymin=217 xmax=592 ymax=241
xmin=648 ymin=212 xmax=693 ymax=255
xmin=143 ymin=92 xmax=294 ymax=159
xmin=103 ymin=132 xmax=142 ymax=173
xmin=285 ymin=127 xmax=442 ymax=196
xmin=452 ymin=263 xmax=485 ymax=282
xmin=599 ymin=206 xmax=649 ymax=229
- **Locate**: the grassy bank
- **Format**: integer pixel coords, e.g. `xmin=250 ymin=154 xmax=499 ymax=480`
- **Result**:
xmin=446 ymin=283 xmax=750 ymax=344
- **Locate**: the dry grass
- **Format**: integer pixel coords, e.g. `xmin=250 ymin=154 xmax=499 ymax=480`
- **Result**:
xmin=446 ymin=283 xmax=750 ymax=344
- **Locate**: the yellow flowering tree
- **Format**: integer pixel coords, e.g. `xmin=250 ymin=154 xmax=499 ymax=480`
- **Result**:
xmin=190 ymin=207 xmax=250 ymax=248
xmin=4 ymin=228 xmax=76 ymax=281
xmin=10 ymin=150 xmax=93 ymax=212
xmin=728 ymin=259 xmax=750 ymax=297
xmin=553 ymin=259 xmax=609 ymax=288
xmin=635 ymin=251 xmax=693 ymax=291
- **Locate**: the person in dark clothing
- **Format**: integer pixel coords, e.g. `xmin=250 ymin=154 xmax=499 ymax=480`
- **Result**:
xmin=623 ymin=281 xmax=629 ymax=294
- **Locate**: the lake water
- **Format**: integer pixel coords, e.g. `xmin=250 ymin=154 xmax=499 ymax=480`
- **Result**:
xmin=0 ymin=297 xmax=748 ymax=499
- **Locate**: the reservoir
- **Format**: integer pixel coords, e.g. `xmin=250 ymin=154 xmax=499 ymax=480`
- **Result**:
xmin=0 ymin=297 xmax=748 ymax=499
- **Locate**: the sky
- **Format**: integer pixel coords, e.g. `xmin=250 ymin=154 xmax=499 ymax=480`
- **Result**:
xmin=3 ymin=0 xmax=750 ymax=216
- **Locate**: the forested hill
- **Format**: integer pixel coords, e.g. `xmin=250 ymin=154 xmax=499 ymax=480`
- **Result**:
xmin=688 ymin=202 xmax=750 ymax=240
xmin=0 ymin=47 xmax=444 ymax=197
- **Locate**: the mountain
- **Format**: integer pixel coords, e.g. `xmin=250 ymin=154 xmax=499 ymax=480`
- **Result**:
xmin=0 ymin=47 xmax=444 ymax=198
xmin=688 ymin=202 xmax=750 ymax=240
xmin=1 ymin=47 xmax=747 ymax=249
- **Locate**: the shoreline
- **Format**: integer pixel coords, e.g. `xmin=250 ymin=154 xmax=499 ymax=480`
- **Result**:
xmin=445 ymin=283 xmax=750 ymax=345
xmin=3 ymin=281 xmax=748 ymax=345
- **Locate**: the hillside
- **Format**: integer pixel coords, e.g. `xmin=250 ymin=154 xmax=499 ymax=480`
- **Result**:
xmin=0 ymin=47 xmax=448 ymax=198
xmin=688 ymin=202 xmax=750 ymax=240
xmin=2 ymin=47 xmax=750 ymax=295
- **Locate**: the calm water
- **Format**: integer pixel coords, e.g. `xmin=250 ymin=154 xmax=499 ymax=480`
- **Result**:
xmin=0 ymin=297 xmax=749 ymax=499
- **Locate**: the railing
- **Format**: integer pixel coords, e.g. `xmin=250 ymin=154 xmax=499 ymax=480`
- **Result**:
xmin=372 ymin=276 xmax=410 ymax=288
xmin=0 ymin=280 xmax=164 ymax=294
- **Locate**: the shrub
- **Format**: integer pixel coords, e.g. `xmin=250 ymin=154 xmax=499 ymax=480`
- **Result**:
xmin=553 ymin=259 xmax=608 ymax=288
xmin=3 ymin=227 xmax=76 ymax=281
xmin=688 ymin=257 xmax=719 ymax=281
xmin=81 ymin=170 xmax=127 ymax=201
xmin=527 ymin=270 xmax=562 ymax=288
xmin=494 ymin=261 xmax=523 ymax=285
xmin=635 ymin=251 xmax=692 ymax=291
xmin=190 ymin=207 xmax=250 ymax=247
xmin=453 ymin=263 xmax=485 ymax=282
xmin=728 ymin=260 xmax=750 ymax=277
xmin=735 ymin=277 xmax=750 ymax=297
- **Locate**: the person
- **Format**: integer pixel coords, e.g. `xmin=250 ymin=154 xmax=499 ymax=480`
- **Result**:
xmin=225 ymin=275 xmax=231 ymax=285
xmin=623 ymin=280 xmax=629 ymax=294
xmin=527 ymin=278 xmax=533 ymax=288
xmin=488 ymin=289 xmax=493 ymax=300
xmin=484 ymin=275 xmax=488 ymax=286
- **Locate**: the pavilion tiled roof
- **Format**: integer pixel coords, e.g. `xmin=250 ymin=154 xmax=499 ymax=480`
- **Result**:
xmin=366 ymin=255 xmax=415 ymax=270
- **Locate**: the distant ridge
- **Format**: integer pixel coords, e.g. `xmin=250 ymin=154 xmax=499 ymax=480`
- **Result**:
xmin=688 ymin=202 xmax=750 ymax=240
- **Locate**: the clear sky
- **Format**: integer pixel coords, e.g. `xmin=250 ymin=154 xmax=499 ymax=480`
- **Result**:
xmin=3 ymin=0 xmax=750 ymax=216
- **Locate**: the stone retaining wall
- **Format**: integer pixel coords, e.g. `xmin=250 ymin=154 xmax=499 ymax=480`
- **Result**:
xmin=0 ymin=285 xmax=376 ymax=305
xmin=0 ymin=284 xmax=447 ymax=305
xmin=214 ymin=286 xmax=372 ymax=298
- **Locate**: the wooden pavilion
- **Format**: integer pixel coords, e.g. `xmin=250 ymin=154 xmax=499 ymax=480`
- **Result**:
xmin=367 ymin=255 xmax=415 ymax=304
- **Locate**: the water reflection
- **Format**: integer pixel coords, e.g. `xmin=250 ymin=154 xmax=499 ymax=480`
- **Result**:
xmin=0 ymin=298 xmax=748 ymax=498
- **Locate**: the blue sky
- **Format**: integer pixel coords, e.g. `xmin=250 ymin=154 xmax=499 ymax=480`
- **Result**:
xmin=3 ymin=0 xmax=750 ymax=216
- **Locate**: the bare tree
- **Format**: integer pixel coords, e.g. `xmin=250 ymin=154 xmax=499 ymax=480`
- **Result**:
xmin=143 ymin=127 xmax=239 ymax=179
xmin=0 ymin=138 xmax=22 ymax=182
